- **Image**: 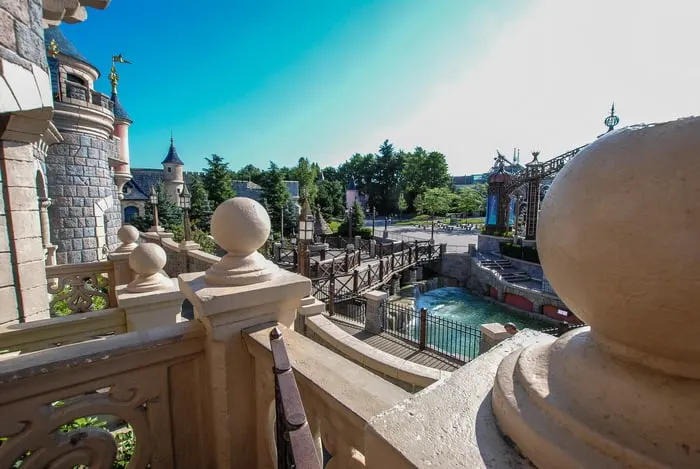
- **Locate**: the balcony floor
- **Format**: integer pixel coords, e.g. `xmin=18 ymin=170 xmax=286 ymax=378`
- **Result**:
xmin=328 ymin=317 xmax=462 ymax=372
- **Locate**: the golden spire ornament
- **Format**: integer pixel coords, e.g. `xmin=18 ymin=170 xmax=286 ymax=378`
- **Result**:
xmin=47 ymin=39 xmax=59 ymax=59
xmin=109 ymin=54 xmax=132 ymax=94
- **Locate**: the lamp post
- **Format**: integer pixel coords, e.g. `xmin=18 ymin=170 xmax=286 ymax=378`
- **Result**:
xmin=297 ymin=197 xmax=314 ymax=277
xmin=179 ymin=185 xmax=192 ymax=242
xmin=149 ymin=186 xmax=161 ymax=232
xmin=430 ymin=213 xmax=435 ymax=243
xmin=347 ymin=205 xmax=353 ymax=240
xmin=372 ymin=206 xmax=376 ymax=238
xmin=280 ymin=204 xmax=284 ymax=242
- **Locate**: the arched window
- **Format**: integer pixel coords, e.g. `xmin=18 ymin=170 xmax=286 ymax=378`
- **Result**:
xmin=66 ymin=73 xmax=86 ymax=86
xmin=124 ymin=206 xmax=139 ymax=222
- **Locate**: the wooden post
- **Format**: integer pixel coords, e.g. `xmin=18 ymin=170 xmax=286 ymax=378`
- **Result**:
xmin=408 ymin=246 xmax=413 ymax=265
xmin=353 ymin=269 xmax=359 ymax=294
xmin=419 ymin=307 xmax=427 ymax=350
xmin=328 ymin=272 xmax=335 ymax=315
xmin=390 ymin=252 xmax=395 ymax=272
xmin=379 ymin=258 xmax=384 ymax=281
xmin=344 ymin=252 xmax=350 ymax=273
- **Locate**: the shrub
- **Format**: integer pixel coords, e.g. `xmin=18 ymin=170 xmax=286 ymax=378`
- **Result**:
xmin=500 ymin=242 xmax=540 ymax=263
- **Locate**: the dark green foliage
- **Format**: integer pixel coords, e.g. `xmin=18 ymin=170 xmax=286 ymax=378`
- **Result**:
xmin=402 ymin=147 xmax=451 ymax=210
xmin=234 ymin=163 xmax=263 ymax=183
xmin=289 ymin=157 xmax=319 ymax=207
xmin=500 ymin=242 xmax=540 ymax=263
xmin=259 ymin=163 xmax=292 ymax=236
xmin=128 ymin=183 xmax=182 ymax=233
xmin=338 ymin=201 xmax=365 ymax=237
xmin=202 ymin=154 xmax=236 ymax=208
xmin=316 ymin=179 xmax=345 ymax=218
xmin=189 ymin=174 xmax=213 ymax=231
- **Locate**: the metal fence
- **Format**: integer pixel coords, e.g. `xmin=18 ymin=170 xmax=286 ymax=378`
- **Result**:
xmin=383 ymin=302 xmax=481 ymax=363
xmin=332 ymin=297 xmax=366 ymax=325
xmin=540 ymin=322 xmax=587 ymax=337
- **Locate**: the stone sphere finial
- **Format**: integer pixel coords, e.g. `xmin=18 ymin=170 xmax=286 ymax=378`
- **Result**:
xmin=114 ymin=225 xmax=139 ymax=253
xmin=206 ymin=197 xmax=279 ymax=285
xmin=126 ymin=243 xmax=172 ymax=293
xmin=538 ymin=116 xmax=700 ymax=372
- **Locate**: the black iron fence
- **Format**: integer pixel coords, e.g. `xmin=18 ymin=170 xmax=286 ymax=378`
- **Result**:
xmin=332 ymin=296 xmax=366 ymax=325
xmin=540 ymin=322 xmax=587 ymax=337
xmin=383 ymin=302 xmax=481 ymax=363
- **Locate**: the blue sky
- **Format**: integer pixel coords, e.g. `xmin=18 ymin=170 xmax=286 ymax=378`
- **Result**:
xmin=63 ymin=0 xmax=700 ymax=175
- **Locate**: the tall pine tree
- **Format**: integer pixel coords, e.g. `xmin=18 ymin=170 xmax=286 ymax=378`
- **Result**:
xmin=189 ymin=174 xmax=213 ymax=232
xmin=202 ymin=154 xmax=235 ymax=209
xmin=259 ymin=163 xmax=291 ymax=236
xmin=129 ymin=183 xmax=182 ymax=232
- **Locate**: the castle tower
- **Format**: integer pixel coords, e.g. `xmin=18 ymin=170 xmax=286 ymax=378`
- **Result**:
xmin=44 ymin=26 xmax=123 ymax=264
xmin=161 ymin=136 xmax=185 ymax=202
xmin=346 ymin=176 xmax=358 ymax=210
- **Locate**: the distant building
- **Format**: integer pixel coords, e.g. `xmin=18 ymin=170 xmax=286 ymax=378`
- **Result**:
xmin=121 ymin=140 xmax=300 ymax=222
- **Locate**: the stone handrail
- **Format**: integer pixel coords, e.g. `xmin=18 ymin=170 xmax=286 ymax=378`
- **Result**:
xmin=305 ymin=314 xmax=449 ymax=390
xmin=0 ymin=307 xmax=125 ymax=354
xmin=61 ymin=82 xmax=115 ymax=113
xmin=0 ymin=321 xmax=212 ymax=468
xmin=244 ymin=323 xmax=410 ymax=468
xmin=45 ymin=260 xmax=117 ymax=316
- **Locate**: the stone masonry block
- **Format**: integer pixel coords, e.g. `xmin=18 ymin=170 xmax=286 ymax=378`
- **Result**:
xmin=0 ymin=8 xmax=16 ymax=52
xmin=13 ymin=236 xmax=43 ymax=263
xmin=9 ymin=209 xmax=39 ymax=238
xmin=80 ymin=136 xmax=91 ymax=146
xmin=1 ymin=58 xmax=42 ymax=111
xmin=55 ymin=251 xmax=66 ymax=264
xmin=67 ymin=251 xmax=81 ymax=263
xmin=68 ymin=207 xmax=82 ymax=217
xmin=1 ymin=139 xmax=33 ymax=161
xmin=0 ymin=0 xmax=30 ymax=24
xmin=83 ymin=237 xmax=96 ymax=249
xmin=16 ymin=259 xmax=46 ymax=289
xmin=0 ymin=285 xmax=19 ymax=324
xmin=0 ymin=215 xmax=9 ymax=252
xmin=82 ymin=250 xmax=97 ymax=262
xmin=75 ymin=185 xmax=88 ymax=197
xmin=5 ymin=185 xmax=38 ymax=210
xmin=27 ymin=0 xmax=41 ymax=30
xmin=3 ymin=158 xmax=36 ymax=187
xmin=72 ymin=238 xmax=82 ymax=250
xmin=19 ymin=284 xmax=48 ymax=319
xmin=14 ymin=23 xmax=43 ymax=71
xmin=0 ymin=252 xmax=14 ymax=287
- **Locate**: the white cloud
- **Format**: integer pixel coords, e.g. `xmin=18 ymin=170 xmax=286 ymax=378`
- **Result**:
xmin=375 ymin=0 xmax=700 ymax=174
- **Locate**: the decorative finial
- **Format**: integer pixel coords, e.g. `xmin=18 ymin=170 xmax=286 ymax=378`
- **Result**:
xmin=47 ymin=39 xmax=59 ymax=59
xmin=604 ymin=102 xmax=620 ymax=133
xmin=114 ymin=225 xmax=139 ymax=253
xmin=205 ymin=198 xmax=279 ymax=286
xmin=109 ymin=54 xmax=131 ymax=94
xmin=528 ymin=151 xmax=540 ymax=165
xmin=127 ymin=244 xmax=172 ymax=293
xmin=170 ymin=130 xmax=174 ymax=145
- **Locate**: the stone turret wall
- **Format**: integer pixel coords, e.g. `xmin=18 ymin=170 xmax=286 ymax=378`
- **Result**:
xmin=46 ymin=132 xmax=121 ymax=264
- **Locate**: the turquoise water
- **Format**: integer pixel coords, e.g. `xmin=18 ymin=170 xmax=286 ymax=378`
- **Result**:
xmin=416 ymin=287 xmax=551 ymax=330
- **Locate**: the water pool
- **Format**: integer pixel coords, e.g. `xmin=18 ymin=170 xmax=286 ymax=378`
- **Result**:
xmin=415 ymin=287 xmax=552 ymax=331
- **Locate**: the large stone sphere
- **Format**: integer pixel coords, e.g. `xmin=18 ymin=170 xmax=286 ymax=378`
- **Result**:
xmin=129 ymin=243 xmax=167 ymax=275
xmin=118 ymin=225 xmax=139 ymax=244
xmin=211 ymin=197 xmax=271 ymax=255
xmin=538 ymin=116 xmax=700 ymax=363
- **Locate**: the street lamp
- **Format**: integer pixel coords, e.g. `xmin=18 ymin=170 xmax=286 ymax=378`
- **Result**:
xmin=297 ymin=197 xmax=314 ymax=277
xmin=347 ymin=205 xmax=353 ymax=239
xmin=149 ymin=186 xmax=161 ymax=232
xmin=430 ymin=213 xmax=435 ymax=243
xmin=179 ymin=185 xmax=192 ymax=242
xmin=372 ymin=206 xmax=376 ymax=238
xmin=280 ymin=204 xmax=284 ymax=242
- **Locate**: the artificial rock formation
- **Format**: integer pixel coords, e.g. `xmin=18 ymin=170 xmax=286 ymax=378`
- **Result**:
xmin=492 ymin=117 xmax=700 ymax=468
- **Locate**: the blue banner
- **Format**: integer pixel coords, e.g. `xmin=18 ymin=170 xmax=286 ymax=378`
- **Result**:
xmin=508 ymin=198 xmax=516 ymax=227
xmin=486 ymin=194 xmax=498 ymax=225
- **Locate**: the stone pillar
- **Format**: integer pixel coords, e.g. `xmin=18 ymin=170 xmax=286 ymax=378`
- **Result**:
xmin=354 ymin=235 xmax=361 ymax=250
xmin=178 ymin=239 xmax=201 ymax=274
xmin=294 ymin=295 xmax=326 ymax=334
xmin=108 ymin=225 xmax=139 ymax=286
xmin=369 ymin=239 xmax=377 ymax=258
xmin=273 ymin=242 xmax=281 ymax=262
xmin=468 ymin=243 xmax=476 ymax=257
xmin=480 ymin=323 xmax=511 ymax=354
xmin=38 ymin=198 xmax=52 ymax=251
xmin=178 ymin=197 xmax=310 ymax=469
xmin=391 ymin=273 xmax=401 ymax=296
xmin=408 ymin=267 xmax=417 ymax=284
xmin=415 ymin=265 xmax=424 ymax=281
xmin=364 ymin=290 xmax=387 ymax=334
xmin=493 ymin=117 xmax=700 ymax=468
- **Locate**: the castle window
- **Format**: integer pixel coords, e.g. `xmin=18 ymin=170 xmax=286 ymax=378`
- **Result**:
xmin=124 ymin=206 xmax=139 ymax=222
xmin=66 ymin=73 xmax=86 ymax=86
xmin=167 ymin=167 xmax=172 ymax=173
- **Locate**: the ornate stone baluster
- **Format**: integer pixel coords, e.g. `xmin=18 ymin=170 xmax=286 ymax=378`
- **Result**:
xmin=493 ymin=117 xmax=700 ymax=468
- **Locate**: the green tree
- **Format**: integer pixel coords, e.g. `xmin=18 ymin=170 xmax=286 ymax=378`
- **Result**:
xmin=290 ymin=157 xmax=319 ymax=208
xmin=422 ymin=187 xmax=455 ymax=216
xmin=259 ymin=162 xmax=291 ymax=236
xmin=129 ymin=183 xmax=182 ymax=232
xmin=454 ymin=187 xmax=485 ymax=215
xmin=234 ymin=164 xmax=263 ymax=183
xmin=373 ymin=140 xmax=404 ymax=214
xmin=202 ymin=154 xmax=235 ymax=209
xmin=188 ymin=174 xmax=213 ymax=232
xmin=414 ymin=193 xmax=424 ymax=215
xmin=316 ymin=179 xmax=344 ymax=218
xmin=398 ymin=192 xmax=408 ymax=219
xmin=339 ymin=200 xmax=365 ymax=236
xmin=402 ymin=147 xmax=451 ymax=210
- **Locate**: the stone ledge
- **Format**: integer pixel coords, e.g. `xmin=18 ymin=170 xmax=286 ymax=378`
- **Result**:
xmin=365 ymin=329 xmax=553 ymax=468
xmin=306 ymin=314 xmax=448 ymax=388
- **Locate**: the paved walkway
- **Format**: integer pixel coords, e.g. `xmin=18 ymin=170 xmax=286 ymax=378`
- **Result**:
xmin=329 ymin=316 xmax=462 ymax=372
xmin=383 ymin=225 xmax=479 ymax=253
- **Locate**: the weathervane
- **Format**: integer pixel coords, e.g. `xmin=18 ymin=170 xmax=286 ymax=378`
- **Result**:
xmin=109 ymin=54 xmax=132 ymax=94
xmin=604 ymin=102 xmax=620 ymax=133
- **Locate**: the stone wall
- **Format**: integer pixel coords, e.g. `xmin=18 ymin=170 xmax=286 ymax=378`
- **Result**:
xmin=46 ymin=131 xmax=121 ymax=264
xmin=477 ymin=234 xmax=511 ymax=254
xmin=428 ymin=252 xmax=471 ymax=285
xmin=501 ymin=255 xmax=544 ymax=280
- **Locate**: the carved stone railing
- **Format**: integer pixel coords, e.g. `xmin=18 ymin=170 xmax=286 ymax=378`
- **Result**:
xmin=0 ymin=308 xmax=125 ymax=354
xmin=0 ymin=321 xmax=212 ymax=468
xmin=45 ymin=261 xmax=118 ymax=317
xmin=60 ymin=82 xmax=115 ymax=113
xmin=245 ymin=323 xmax=410 ymax=469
